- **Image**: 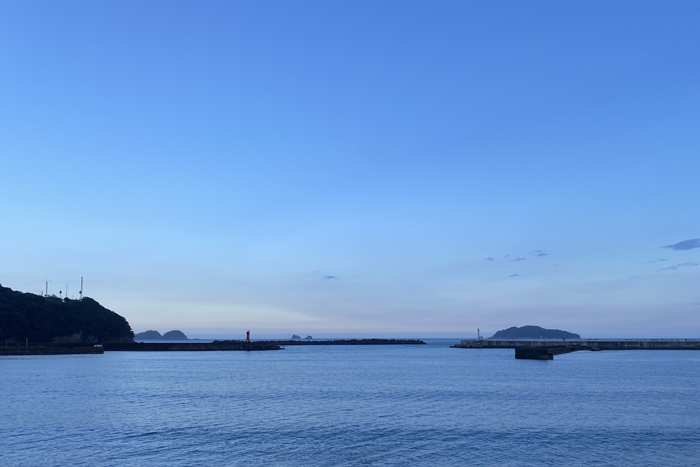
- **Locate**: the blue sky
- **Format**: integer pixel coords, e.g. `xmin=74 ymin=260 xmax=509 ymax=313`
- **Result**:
xmin=1 ymin=1 xmax=698 ymax=338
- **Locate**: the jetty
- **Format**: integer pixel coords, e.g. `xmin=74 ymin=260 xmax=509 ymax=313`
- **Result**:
xmin=263 ymin=338 xmax=425 ymax=346
xmin=105 ymin=341 xmax=281 ymax=351
xmin=0 ymin=339 xmax=427 ymax=356
xmin=107 ymin=339 xmax=425 ymax=351
xmin=451 ymin=339 xmax=700 ymax=359
xmin=0 ymin=344 xmax=104 ymax=356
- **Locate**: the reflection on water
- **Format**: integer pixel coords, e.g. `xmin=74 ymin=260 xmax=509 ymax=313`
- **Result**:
xmin=2 ymin=339 xmax=699 ymax=466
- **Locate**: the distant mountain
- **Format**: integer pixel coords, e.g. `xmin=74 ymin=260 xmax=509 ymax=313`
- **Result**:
xmin=162 ymin=330 xmax=188 ymax=340
xmin=134 ymin=330 xmax=163 ymax=340
xmin=290 ymin=334 xmax=301 ymax=340
xmin=0 ymin=284 xmax=134 ymax=343
xmin=134 ymin=330 xmax=188 ymax=340
xmin=490 ymin=326 xmax=580 ymax=340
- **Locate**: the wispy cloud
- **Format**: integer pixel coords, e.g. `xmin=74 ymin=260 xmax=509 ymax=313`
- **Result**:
xmin=645 ymin=259 xmax=668 ymax=264
xmin=532 ymin=249 xmax=548 ymax=257
xmin=663 ymin=239 xmax=700 ymax=251
xmin=508 ymin=274 xmax=520 ymax=278
xmin=485 ymin=257 xmax=495 ymax=261
xmin=513 ymin=257 xmax=526 ymax=262
xmin=658 ymin=262 xmax=699 ymax=271
xmin=322 ymin=275 xmax=337 ymax=280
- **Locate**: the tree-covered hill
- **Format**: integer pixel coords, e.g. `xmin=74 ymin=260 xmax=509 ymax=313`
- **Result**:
xmin=0 ymin=284 xmax=134 ymax=343
xmin=490 ymin=325 xmax=580 ymax=340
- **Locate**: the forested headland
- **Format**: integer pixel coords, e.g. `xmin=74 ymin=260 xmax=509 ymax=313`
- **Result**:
xmin=0 ymin=284 xmax=134 ymax=343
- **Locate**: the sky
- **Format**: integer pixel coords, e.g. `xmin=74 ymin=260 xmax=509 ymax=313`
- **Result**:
xmin=1 ymin=1 xmax=699 ymax=338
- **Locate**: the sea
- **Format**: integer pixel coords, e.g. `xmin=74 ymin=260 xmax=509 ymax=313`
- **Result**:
xmin=2 ymin=338 xmax=699 ymax=466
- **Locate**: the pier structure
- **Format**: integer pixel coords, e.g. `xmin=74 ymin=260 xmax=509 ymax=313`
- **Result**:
xmin=452 ymin=339 xmax=700 ymax=359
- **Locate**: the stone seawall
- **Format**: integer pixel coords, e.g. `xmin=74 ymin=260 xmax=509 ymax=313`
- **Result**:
xmin=453 ymin=339 xmax=700 ymax=350
xmin=452 ymin=339 xmax=700 ymax=359
xmin=0 ymin=346 xmax=104 ymax=356
xmin=105 ymin=342 xmax=282 ymax=351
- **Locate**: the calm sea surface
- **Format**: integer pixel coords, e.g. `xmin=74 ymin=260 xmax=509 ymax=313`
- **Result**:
xmin=2 ymin=339 xmax=699 ymax=466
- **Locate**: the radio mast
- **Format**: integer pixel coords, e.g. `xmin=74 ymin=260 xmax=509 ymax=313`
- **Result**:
xmin=79 ymin=277 xmax=84 ymax=300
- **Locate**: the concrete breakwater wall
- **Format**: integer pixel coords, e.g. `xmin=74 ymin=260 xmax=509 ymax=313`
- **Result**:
xmin=454 ymin=339 xmax=700 ymax=349
xmin=0 ymin=346 xmax=104 ymax=356
xmin=106 ymin=339 xmax=425 ymax=351
xmin=264 ymin=339 xmax=426 ymax=346
xmin=105 ymin=341 xmax=282 ymax=351
xmin=452 ymin=339 xmax=700 ymax=359
xmin=2 ymin=339 xmax=427 ymax=355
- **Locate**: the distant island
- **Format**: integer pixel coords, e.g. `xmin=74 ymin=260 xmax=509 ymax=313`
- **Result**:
xmin=134 ymin=330 xmax=188 ymax=340
xmin=304 ymin=335 xmax=313 ymax=340
xmin=291 ymin=334 xmax=301 ymax=340
xmin=0 ymin=284 xmax=134 ymax=343
xmin=490 ymin=326 xmax=580 ymax=340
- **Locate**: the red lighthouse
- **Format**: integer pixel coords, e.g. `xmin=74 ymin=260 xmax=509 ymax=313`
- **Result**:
xmin=246 ymin=330 xmax=251 ymax=342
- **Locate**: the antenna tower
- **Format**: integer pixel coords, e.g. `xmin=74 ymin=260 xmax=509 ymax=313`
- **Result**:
xmin=79 ymin=277 xmax=83 ymax=300
xmin=45 ymin=280 xmax=48 ymax=296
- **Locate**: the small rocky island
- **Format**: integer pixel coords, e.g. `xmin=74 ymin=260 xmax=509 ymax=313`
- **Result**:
xmin=134 ymin=330 xmax=189 ymax=340
xmin=490 ymin=325 xmax=580 ymax=339
xmin=290 ymin=334 xmax=301 ymax=340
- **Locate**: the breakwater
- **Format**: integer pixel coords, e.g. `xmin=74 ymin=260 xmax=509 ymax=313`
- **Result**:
xmin=265 ymin=338 xmax=426 ymax=346
xmin=105 ymin=341 xmax=282 ymax=351
xmin=106 ymin=339 xmax=424 ymax=351
xmin=2 ymin=339 xmax=427 ymax=355
xmin=452 ymin=339 xmax=700 ymax=359
xmin=0 ymin=345 xmax=104 ymax=356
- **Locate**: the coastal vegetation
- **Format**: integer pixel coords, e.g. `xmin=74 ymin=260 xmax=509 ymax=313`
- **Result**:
xmin=490 ymin=326 xmax=580 ymax=339
xmin=0 ymin=284 xmax=134 ymax=343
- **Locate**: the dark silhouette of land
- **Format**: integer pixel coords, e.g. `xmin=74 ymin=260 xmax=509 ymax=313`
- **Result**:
xmin=490 ymin=325 xmax=580 ymax=339
xmin=0 ymin=284 xmax=133 ymax=344
xmin=134 ymin=330 xmax=189 ymax=340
